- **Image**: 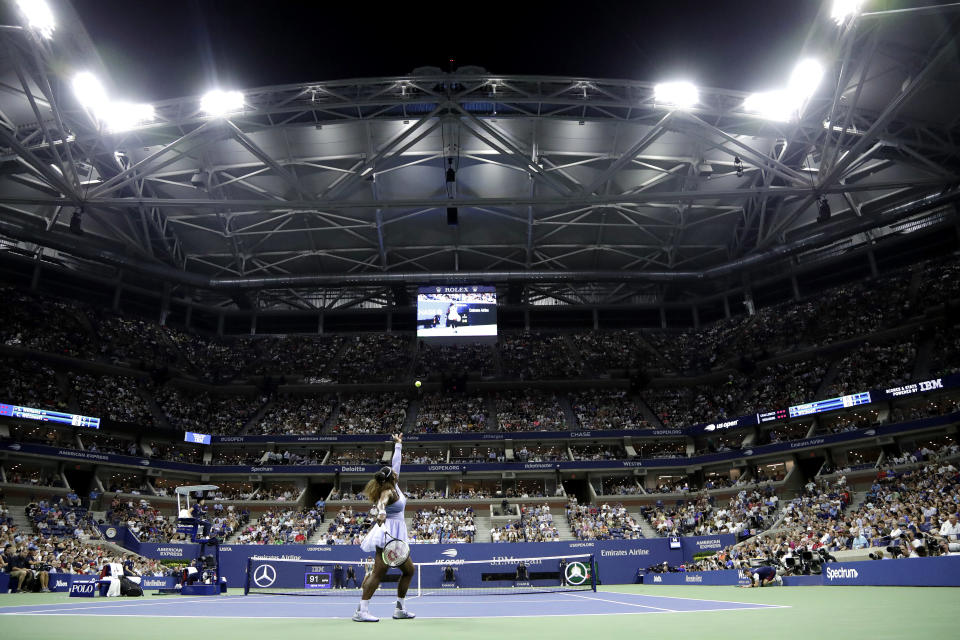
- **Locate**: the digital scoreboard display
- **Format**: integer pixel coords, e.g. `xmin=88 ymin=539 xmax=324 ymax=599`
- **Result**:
xmin=788 ymin=392 xmax=871 ymax=418
xmin=417 ymin=286 xmax=497 ymax=338
xmin=758 ymin=409 xmax=788 ymax=424
xmin=0 ymin=403 xmax=100 ymax=428
xmin=305 ymin=572 xmax=332 ymax=589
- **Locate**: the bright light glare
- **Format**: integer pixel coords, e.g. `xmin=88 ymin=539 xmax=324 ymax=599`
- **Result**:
xmin=101 ymin=102 xmax=156 ymax=132
xmin=788 ymin=59 xmax=824 ymax=101
xmin=200 ymin=89 xmax=244 ymax=116
xmin=72 ymin=72 xmax=109 ymax=111
xmin=746 ymin=59 xmax=823 ymax=121
xmin=831 ymin=0 xmax=865 ymax=24
xmin=654 ymin=81 xmax=699 ymax=108
xmin=743 ymin=90 xmax=794 ymax=122
xmin=72 ymin=73 xmax=155 ymax=131
xmin=16 ymin=0 xmax=55 ymax=39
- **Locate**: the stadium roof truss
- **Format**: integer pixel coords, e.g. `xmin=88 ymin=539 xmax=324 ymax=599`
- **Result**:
xmin=0 ymin=0 xmax=958 ymax=311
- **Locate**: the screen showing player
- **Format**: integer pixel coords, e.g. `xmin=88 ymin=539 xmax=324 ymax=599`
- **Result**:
xmin=417 ymin=286 xmax=497 ymax=338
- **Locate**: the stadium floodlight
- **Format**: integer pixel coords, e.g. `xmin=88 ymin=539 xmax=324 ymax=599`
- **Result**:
xmin=200 ymin=89 xmax=244 ymax=116
xmin=743 ymin=90 xmax=794 ymax=121
xmin=831 ymin=0 xmax=865 ymax=25
xmin=101 ymin=101 xmax=155 ymax=132
xmin=16 ymin=0 xmax=55 ymax=39
xmin=745 ymin=59 xmax=823 ymax=121
xmin=653 ymin=81 xmax=698 ymax=109
xmin=72 ymin=72 xmax=109 ymax=112
xmin=787 ymin=59 xmax=823 ymax=102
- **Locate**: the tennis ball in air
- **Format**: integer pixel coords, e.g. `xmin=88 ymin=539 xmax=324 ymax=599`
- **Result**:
xmin=415 ymin=380 xmax=422 ymax=388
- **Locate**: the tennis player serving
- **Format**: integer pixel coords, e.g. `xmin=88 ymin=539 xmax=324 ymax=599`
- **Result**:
xmin=353 ymin=433 xmax=416 ymax=622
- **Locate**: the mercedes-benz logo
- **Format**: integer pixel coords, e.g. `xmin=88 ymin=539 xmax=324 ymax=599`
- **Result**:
xmin=252 ymin=564 xmax=277 ymax=588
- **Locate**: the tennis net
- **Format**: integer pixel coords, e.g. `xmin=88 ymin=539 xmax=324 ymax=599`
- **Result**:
xmin=244 ymin=553 xmax=596 ymax=597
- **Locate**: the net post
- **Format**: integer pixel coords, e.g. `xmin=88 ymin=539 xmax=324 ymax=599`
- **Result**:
xmin=243 ymin=557 xmax=251 ymax=596
xmin=416 ymin=562 xmax=421 ymax=598
xmin=590 ymin=554 xmax=598 ymax=592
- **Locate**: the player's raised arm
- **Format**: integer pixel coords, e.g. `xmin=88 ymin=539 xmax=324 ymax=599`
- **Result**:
xmin=391 ymin=433 xmax=403 ymax=476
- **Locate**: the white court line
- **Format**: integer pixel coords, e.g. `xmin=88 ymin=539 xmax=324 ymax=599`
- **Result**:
xmin=602 ymin=590 xmax=790 ymax=609
xmin=0 ymin=597 xmax=248 ymax=615
xmin=0 ymin=608 xmax=790 ymax=620
xmin=561 ymin=592 xmax=678 ymax=612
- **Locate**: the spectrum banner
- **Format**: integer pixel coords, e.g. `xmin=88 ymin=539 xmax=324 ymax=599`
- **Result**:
xmin=820 ymin=556 xmax=960 ymax=586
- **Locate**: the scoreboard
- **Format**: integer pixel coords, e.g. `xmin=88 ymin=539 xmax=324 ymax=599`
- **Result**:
xmin=305 ymin=570 xmax=332 ymax=589
xmin=0 ymin=403 xmax=100 ymax=428
xmin=788 ymin=392 xmax=872 ymax=418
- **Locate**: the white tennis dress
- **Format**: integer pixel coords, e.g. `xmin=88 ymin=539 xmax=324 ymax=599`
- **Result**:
xmin=363 ymin=443 xmax=407 ymax=549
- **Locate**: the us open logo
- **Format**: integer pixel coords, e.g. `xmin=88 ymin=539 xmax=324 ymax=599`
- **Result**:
xmin=253 ymin=564 xmax=277 ymax=588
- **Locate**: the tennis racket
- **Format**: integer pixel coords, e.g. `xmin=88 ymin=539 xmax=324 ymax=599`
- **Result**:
xmin=381 ymin=530 xmax=410 ymax=567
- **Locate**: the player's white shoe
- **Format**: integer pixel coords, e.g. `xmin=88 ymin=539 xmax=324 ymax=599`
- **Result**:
xmin=393 ymin=607 xmax=416 ymax=619
xmin=352 ymin=610 xmax=379 ymax=622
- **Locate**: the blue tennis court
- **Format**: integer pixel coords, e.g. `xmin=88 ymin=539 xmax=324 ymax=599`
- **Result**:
xmin=0 ymin=590 xmax=787 ymax=619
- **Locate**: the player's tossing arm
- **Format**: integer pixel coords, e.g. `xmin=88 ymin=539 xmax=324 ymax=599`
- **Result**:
xmin=391 ymin=433 xmax=403 ymax=476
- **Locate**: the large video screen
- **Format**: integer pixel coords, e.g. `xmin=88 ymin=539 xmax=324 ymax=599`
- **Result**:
xmin=417 ymin=286 xmax=497 ymax=338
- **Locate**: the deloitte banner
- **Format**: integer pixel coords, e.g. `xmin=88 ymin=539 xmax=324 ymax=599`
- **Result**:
xmin=821 ymin=556 xmax=960 ymax=586
xmin=128 ymin=535 xmax=736 ymax=588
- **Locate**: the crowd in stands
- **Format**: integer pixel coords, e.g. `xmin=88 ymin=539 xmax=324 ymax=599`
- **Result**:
xmin=256 ymin=395 xmax=334 ymax=435
xmin=90 ymin=314 xmax=180 ymax=370
xmin=81 ymin=433 xmax=137 ymax=457
xmin=403 ymin=486 xmax=445 ymax=499
xmin=332 ymin=393 xmax=408 ymax=434
xmin=567 ymin=502 xmax=642 ymax=540
xmin=414 ymin=392 xmax=487 ymax=433
xmin=829 ymin=340 xmax=917 ymax=397
xmin=571 ymin=390 xmax=651 ymax=430
xmin=322 ymin=506 xmax=373 ymax=544
xmin=600 ymin=478 xmax=642 ymax=495
xmin=106 ymin=498 xmax=177 ymax=543
xmin=232 ymin=508 xmax=318 ymax=544
xmin=407 ymin=448 xmax=448 ymax=464
xmin=495 ymin=390 xmax=565 ymax=431
xmin=571 ymin=444 xmax=626 ymax=461
xmin=0 ymin=357 xmax=65 ymax=411
xmin=70 ymin=373 xmax=154 ymax=426
xmin=409 ymin=507 xmax=476 ymax=543
xmin=27 ymin=496 xmax=96 ymax=540
xmin=633 ymin=440 xmax=687 ymax=459
xmin=334 ymin=335 xmax=413 ymax=383
xmin=644 ymin=316 xmax=751 ymax=375
xmin=515 ymin=445 xmax=566 ymax=462
xmin=414 ymin=343 xmax=495 ymax=379
xmin=741 ymin=359 xmax=826 ymax=412
xmin=4 ymin=466 xmax=64 ymax=487
xmin=571 ymin=330 xmax=652 ymax=374
xmin=154 ymin=385 xmax=265 ymax=434
xmin=3 ymin=499 xmax=174 ymax=588
xmin=643 ymin=486 xmax=779 ymax=538
xmin=331 ymin=448 xmax=384 ymax=465
xmin=0 ymin=288 xmax=95 ymax=359
xmin=705 ymin=452 xmax=960 ymax=571
xmin=148 ymin=441 xmax=204 ymax=464
xmin=499 ymin=333 xmax=582 ymax=380
xmin=252 ymin=485 xmax=300 ymax=501
xmin=644 ymin=376 xmax=751 ymax=429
